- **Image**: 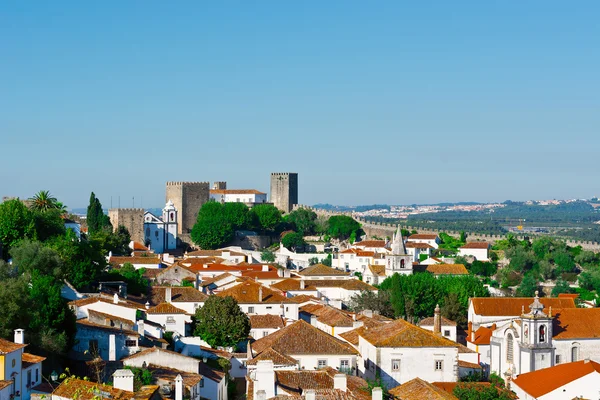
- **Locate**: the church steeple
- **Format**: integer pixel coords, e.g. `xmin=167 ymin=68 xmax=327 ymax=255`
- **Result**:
xmin=385 ymin=225 xmax=412 ymax=277
xmin=518 ymin=291 xmax=554 ymax=374
xmin=391 ymin=225 xmax=407 ymax=255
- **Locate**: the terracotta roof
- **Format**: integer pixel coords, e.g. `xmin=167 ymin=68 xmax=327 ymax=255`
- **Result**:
xmin=76 ymin=319 xmax=139 ymax=336
xmin=300 ymin=305 xmax=355 ymax=328
xmin=88 ymin=309 xmax=135 ymax=326
xmin=272 ymin=278 xmax=377 ymax=292
xmin=466 ymin=325 xmax=493 ymax=345
xmin=419 ymin=316 xmax=457 ymax=327
xmin=389 ymin=377 xmax=456 ymax=400
xmin=460 ymin=242 xmax=490 ymax=249
xmin=146 ymin=302 xmax=188 ymax=314
xmin=358 ymin=319 xmax=461 ymax=348
xmin=109 ymin=256 xmax=162 ymax=265
xmin=52 ymin=378 xmax=139 ymax=400
xmin=217 ymin=280 xmax=292 ymax=304
xmin=246 ymin=348 xmax=298 ymax=366
xmin=186 ymin=249 xmax=246 ymax=257
xmin=242 ymin=268 xmax=283 ymax=280
xmin=558 ymin=293 xmax=579 ymax=299
xmin=250 ymin=314 xmax=286 ymax=329
xmin=458 ymin=360 xmax=482 ymax=369
xmin=200 ymin=272 xmax=235 ymax=287
xmin=553 ymin=308 xmax=600 ymax=339
xmin=252 ymin=320 xmax=358 ymax=356
xmin=0 ymin=338 xmax=27 ymax=354
xmin=405 ymin=242 xmax=434 ymax=249
xmin=339 ymin=318 xmax=389 ymax=346
xmin=298 ymin=264 xmax=349 ymax=277
xmin=210 ymin=189 xmax=266 ymax=195
xmin=339 ymin=249 xmax=376 ymax=257
xmin=0 ymin=381 xmax=12 ymax=391
xmin=470 ymin=297 xmax=576 ymax=316
xmin=148 ymin=286 xmax=208 ymax=305
xmin=288 ymin=294 xmax=321 ymax=304
xmin=147 ymin=364 xmax=202 ymax=387
xmin=425 ymin=264 xmax=468 ymax=275
xmin=275 ymin=368 xmax=371 ymax=400
xmin=408 ymin=234 xmax=439 ymax=240
xmin=353 ymin=240 xmax=387 ymax=248
xmin=68 ymin=296 xmax=144 ymax=310
xmin=512 ymin=360 xmax=600 ymax=398
xmin=132 ymin=241 xmax=149 ymax=251
xmin=367 ymin=264 xmax=386 ymax=277
xmin=22 ymin=353 xmax=46 ymax=368
xmin=199 ymin=362 xmax=227 ymax=382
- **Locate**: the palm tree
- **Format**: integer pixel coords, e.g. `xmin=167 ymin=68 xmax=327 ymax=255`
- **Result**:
xmin=29 ymin=190 xmax=59 ymax=212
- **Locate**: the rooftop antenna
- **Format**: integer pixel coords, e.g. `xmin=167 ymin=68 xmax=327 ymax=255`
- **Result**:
xmin=118 ymin=196 xmax=120 ymax=208
xmin=111 ymin=196 xmax=113 ymax=208
xmin=132 ymin=196 xmax=135 ymax=208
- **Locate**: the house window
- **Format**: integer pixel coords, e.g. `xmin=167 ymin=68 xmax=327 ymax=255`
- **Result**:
xmin=340 ymin=360 xmax=350 ymax=370
xmin=400 ymin=259 xmax=405 ymax=268
xmin=391 ymin=359 xmax=400 ymax=371
xmin=318 ymin=360 xmax=327 ymax=369
xmin=539 ymin=325 xmax=546 ymax=343
xmin=262 ymin=331 xmax=269 ymax=337
xmin=248 ymin=306 xmax=255 ymax=314
xmin=35 ymin=369 xmax=39 ymax=383
xmin=434 ymin=360 xmax=443 ymax=371
xmin=507 ymin=333 xmax=514 ymax=363
xmin=27 ymin=370 xmax=31 ymax=389
xmin=572 ymin=346 xmax=579 ymax=362
xmin=166 ymin=317 xmax=176 ymax=324
xmin=200 ymin=378 xmax=204 ymax=388
xmin=125 ymin=340 xmax=137 ymax=347
xmin=555 ymin=355 xmax=561 ymax=364
xmin=266 ymin=306 xmax=272 ymax=310
xmin=444 ymin=330 xmax=450 ymax=337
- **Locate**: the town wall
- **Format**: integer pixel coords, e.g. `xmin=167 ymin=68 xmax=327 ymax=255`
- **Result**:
xmin=270 ymin=173 xmax=298 ymax=214
xmin=108 ymin=208 xmax=145 ymax=244
xmin=165 ymin=181 xmax=210 ymax=235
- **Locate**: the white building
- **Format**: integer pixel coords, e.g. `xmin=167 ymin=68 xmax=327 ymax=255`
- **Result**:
xmin=0 ymin=331 xmax=46 ymax=400
xmin=146 ymin=302 xmax=192 ymax=337
xmin=384 ymin=226 xmax=413 ymax=277
xmin=511 ymin=359 xmax=600 ymax=400
xmin=143 ymin=200 xmax=178 ymax=254
xmin=249 ymin=314 xmax=286 ymax=340
xmin=404 ymin=242 xmax=433 ymax=263
xmin=458 ymin=242 xmax=491 ymax=261
xmin=406 ymin=234 xmax=440 ymax=249
xmin=209 ymin=189 xmax=267 ymax=206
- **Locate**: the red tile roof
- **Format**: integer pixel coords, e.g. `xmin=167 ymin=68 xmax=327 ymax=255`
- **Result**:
xmin=251 ymin=320 xmax=358 ymax=356
xmin=274 ymin=367 xmax=371 ymax=400
xmin=425 ymin=264 xmax=468 ymax=275
xmin=0 ymin=338 xmax=27 ymax=354
xmin=148 ymin=286 xmax=208 ymax=305
xmin=52 ymin=379 xmax=140 ymax=400
xmin=217 ymin=280 xmax=292 ymax=304
xmin=367 ymin=264 xmax=386 ymax=277
xmin=298 ymin=264 xmax=349 ymax=277
xmin=470 ymin=297 xmax=576 ymax=316
xmin=460 ymin=242 xmax=490 ymax=249
xmin=109 ymin=256 xmax=162 ymax=265
xmin=405 ymin=242 xmax=434 ymax=249
xmin=353 ymin=240 xmax=387 ymax=248
xmin=246 ymin=348 xmax=298 ymax=366
xmin=389 ymin=378 xmax=456 ymax=399
xmin=22 ymin=352 xmax=46 ymax=368
xmin=146 ymin=302 xmax=188 ymax=314
xmin=512 ymin=360 xmax=600 ymax=398
xmin=466 ymin=326 xmax=493 ymax=345
xmin=458 ymin=360 xmax=482 ymax=369
xmin=408 ymin=234 xmax=439 ymax=240
xmin=249 ymin=314 xmax=286 ymax=329
xmin=272 ymin=278 xmax=377 ymax=292
xmin=358 ymin=319 xmax=461 ymax=349
xmin=553 ymin=308 xmax=600 ymax=339
xmin=419 ymin=316 xmax=457 ymax=327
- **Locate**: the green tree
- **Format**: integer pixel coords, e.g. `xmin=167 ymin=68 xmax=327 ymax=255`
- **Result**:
xmin=321 ymin=253 xmax=333 ymax=267
xmin=578 ymin=266 xmax=600 ymax=292
xmin=29 ymin=190 xmax=59 ymax=212
xmin=191 ymin=202 xmax=234 ymax=250
xmin=0 ymin=199 xmax=35 ymax=258
xmin=86 ymin=192 xmax=111 ymax=235
xmin=308 ymin=257 xmax=319 ymax=265
xmin=575 ymin=250 xmax=597 ymax=267
xmin=505 ymin=246 xmax=536 ymax=273
xmin=261 ymin=250 xmax=275 ymax=263
xmin=440 ymin=292 xmax=467 ymax=327
xmin=9 ymin=239 xmax=63 ymax=278
xmin=92 ymin=225 xmax=131 ymax=256
xmin=470 ymin=260 xmax=498 ymax=277
xmin=553 ymin=251 xmax=576 ymax=275
xmin=251 ymin=204 xmax=282 ymax=233
xmin=516 ymin=272 xmax=539 ymax=297
xmin=31 ymin=208 xmax=66 ymax=242
xmin=453 ymin=382 xmax=513 ymax=400
xmin=193 ymin=296 xmax=250 ymax=348
xmin=285 ymin=208 xmax=318 ymax=235
xmin=327 ymin=215 xmax=362 ymax=240
xmin=281 ymin=232 xmax=306 ymax=252
xmin=552 ymin=278 xmax=574 ymax=297
xmin=347 ymin=290 xmax=394 ymax=318
xmin=222 ymin=202 xmax=252 ymax=230
xmin=108 ymin=263 xmax=148 ymax=295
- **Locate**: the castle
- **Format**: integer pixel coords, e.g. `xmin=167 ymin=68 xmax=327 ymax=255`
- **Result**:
xmin=270 ymin=172 xmax=298 ymax=213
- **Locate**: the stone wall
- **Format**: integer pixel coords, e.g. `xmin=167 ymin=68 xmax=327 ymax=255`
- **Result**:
xmin=165 ymin=181 xmax=210 ymax=235
xmin=108 ymin=208 xmax=145 ymax=244
xmin=270 ymin=172 xmax=298 ymax=213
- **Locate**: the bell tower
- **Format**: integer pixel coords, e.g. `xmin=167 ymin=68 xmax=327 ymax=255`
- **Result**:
xmin=385 ymin=226 xmax=413 ymax=276
xmin=519 ymin=291 xmax=554 ymax=374
xmin=163 ymin=200 xmax=178 ymax=250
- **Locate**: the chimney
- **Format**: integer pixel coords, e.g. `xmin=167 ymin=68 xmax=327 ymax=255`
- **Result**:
xmin=353 ymin=320 xmax=364 ymax=329
xmin=248 ymin=254 xmax=253 ymax=263
xmin=300 ymin=280 xmax=305 ymax=290
xmin=256 ymin=391 xmax=267 ymax=400
xmin=145 ymin=301 xmax=150 ymax=310
xmin=14 ymin=329 xmax=24 ymax=345
xmin=166 ymin=287 xmax=172 ymax=304
xmin=584 ymin=357 xmax=590 ymax=364
xmin=491 ymin=323 xmax=497 ymax=331
xmin=113 ymin=369 xmax=134 ymax=392
xmin=305 ymin=389 xmax=316 ymax=400
xmin=434 ymin=304 xmax=441 ymax=335
xmin=255 ymin=361 xmax=275 ymax=399
xmin=362 ymin=310 xmax=373 ymax=318
xmin=175 ymin=374 xmax=183 ymax=400
xmin=109 ymin=334 xmax=117 ymax=361
xmin=137 ymin=320 xmax=145 ymax=337
xmin=113 ymin=293 xmax=119 ymax=304
xmin=372 ymin=387 xmax=383 ymax=400
xmin=277 ymin=268 xmax=283 ymax=277
xmin=468 ymin=322 xmax=474 ymax=341
xmin=310 ymin=315 xmax=317 ymax=326
xmin=333 ymin=374 xmax=347 ymax=392
xmin=258 ymin=286 xmax=263 ymax=302
xmin=262 ymin=265 xmax=269 ymax=272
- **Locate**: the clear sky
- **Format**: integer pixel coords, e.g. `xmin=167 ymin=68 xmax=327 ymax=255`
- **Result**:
xmin=1 ymin=1 xmax=599 ymax=209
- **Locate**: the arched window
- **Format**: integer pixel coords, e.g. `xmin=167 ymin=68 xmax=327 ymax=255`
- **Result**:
xmin=170 ymin=212 xmax=174 ymax=221
xmin=539 ymin=325 xmax=546 ymax=343
xmin=400 ymin=259 xmax=405 ymax=269
xmin=507 ymin=333 xmax=514 ymax=363
xmin=572 ymin=346 xmax=579 ymax=362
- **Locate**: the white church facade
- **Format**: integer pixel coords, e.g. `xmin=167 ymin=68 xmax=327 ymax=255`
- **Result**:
xmin=144 ymin=200 xmax=178 ymax=253
xmin=385 ymin=226 xmax=413 ymax=277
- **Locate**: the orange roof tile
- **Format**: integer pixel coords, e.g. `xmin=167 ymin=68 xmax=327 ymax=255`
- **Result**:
xmin=274 ymin=368 xmax=371 ymax=400
xmin=52 ymin=379 xmax=140 ymax=400
xmin=425 ymin=264 xmax=468 ymax=275
xmin=300 ymin=305 xmax=354 ymax=327
xmin=271 ymin=278 xmax=377 ymax=292
xmin=0 ymin=338 xmax=27 ymax=354
xmin=148 ymin=286 xmax=208 ymax=305
xmin=217 ymin=280 xmax=292 ymax=304
xmin=147 ymin=364 xmax=202 ymax=387
xmin=246 ymin=348 xmax=298 ymax=366
xmin=553 ymin=308 xmax=600 ymax=339
xmin=109 ymin=256 xmax=162 ymax=265
xmin=358 ymin=319 xmax=461 ymax=349
xmin=69 ymin=296 xmax=144 ymax=310
xmin=460 ymin=242 xmax=490 ymax=249
xmin=339 ymin=318 xmax=389 ymax=346
xmin=353 ymin=240 xmax=387 ymax=248
xmin=405 ymin=242 xmax=434 ymax=249
xmin=88 ymin=309 xmax=135 ymax=325
xmin=408 ymin=234 xmax=439 ymax=240
xmin=22 ymin=353 xmax=46 ymax=368
xmin=146 ymin=302 xmax=188 ymax=314
xmin=458 ymin=360 xmax=482 ymax=369
xmin=512 ymin=360 xmax=600 ymax=398
xmin=76 ymin=319 xmax=139 ymax=336
xmin=249 ymin=314 xmax=286 ymax=329
xmin=432 ymin=382 xmax=491 ymax=395
xmin=186 ymin=249 xmax=246 ymax=257
xmin=389 ymin=378 xmax=456 ymax=399
xmin=367 ymin=264 xmax=386 ymax=277
xmin=466 ymin=326 xmax=493 ymax=345
xmin=419 ymin=316 xmax=457 ymax=327
xmin=470 ymin=297 xmax=576 ymax=316
xmin=252 ymin=320 xmax=358 ymax=356
xmin=298 ymin=264 xmax=349 ymax=277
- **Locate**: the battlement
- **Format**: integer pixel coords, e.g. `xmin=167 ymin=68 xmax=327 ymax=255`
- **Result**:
xmin=166 ymin=181 xmax=210 ymax=186
xmin=108 ymin=208 xmax=145 ymax=212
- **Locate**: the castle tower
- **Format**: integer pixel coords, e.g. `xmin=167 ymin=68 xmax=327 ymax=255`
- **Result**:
xmin=162 ymin=200 xmax=178 ymax=250
xmin=385 ymin=225 xmax=413 ymax=276
xmin=108 ymin=208 xmax=145 ymax=244
xmin=212 ymin=182 xmax=227 ymax=190
xmin=165 ymin=182 xmax=210 ymax=236
xmin=270 ymin=173 xmax=298 ymax=214
xmin=518 ymin=291 xmax=554 ymax=374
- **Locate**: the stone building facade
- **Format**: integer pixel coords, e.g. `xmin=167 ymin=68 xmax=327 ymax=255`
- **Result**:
xmin=108 ymin=208 xmax=145 ymax=244
xmin=270 ymin=172 xmax=298 ymax=213
xmin=165 ymin=181 xmax=210 ymax=236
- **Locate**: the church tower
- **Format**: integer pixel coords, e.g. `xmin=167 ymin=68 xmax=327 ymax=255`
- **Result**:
xmin=518 ymin=291 xmax=554 ymax=374
xmin=385 ymin=226 xmax=413 ymax=276
xmin=162 ymin=200 xmax=178 ymax=251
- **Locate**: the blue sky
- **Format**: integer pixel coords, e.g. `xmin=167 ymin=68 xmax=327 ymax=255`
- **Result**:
xmin=1 ymin=1 xmax=599 ymax=209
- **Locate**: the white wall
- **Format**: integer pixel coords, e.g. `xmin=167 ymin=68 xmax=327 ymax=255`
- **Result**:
xmin=555 ymin=338 xmax=600 ymax=364
xmin=240 ymin=304 xmax=299 ymax=321
xmin=291 ymin=354 xmax=357 ymax=373
xmin=73 ymin=327 xmax=139 ymax=361
xmin=420 ymin=324 xmax=457 ymax=342
xmin=512 ymin=371 xmax=600 ymax=400
xmin=124 ymin=349 xmax=199 ymax=374
xmin=146 ymin=313 xmax=191 ymax=337
xmin=458 ymin=248 xmax=489 ymax=261
xmin=77 ymin=302 xmax=137 ymax=323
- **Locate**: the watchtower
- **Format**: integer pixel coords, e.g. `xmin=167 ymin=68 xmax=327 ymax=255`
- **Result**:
xmin=270 ymin=173 xmax=298 ymax=214
xmin=108 ymin=208 xmax=145 ymax=244
xmin=165 ymin=181 xmax=210 ymax=235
